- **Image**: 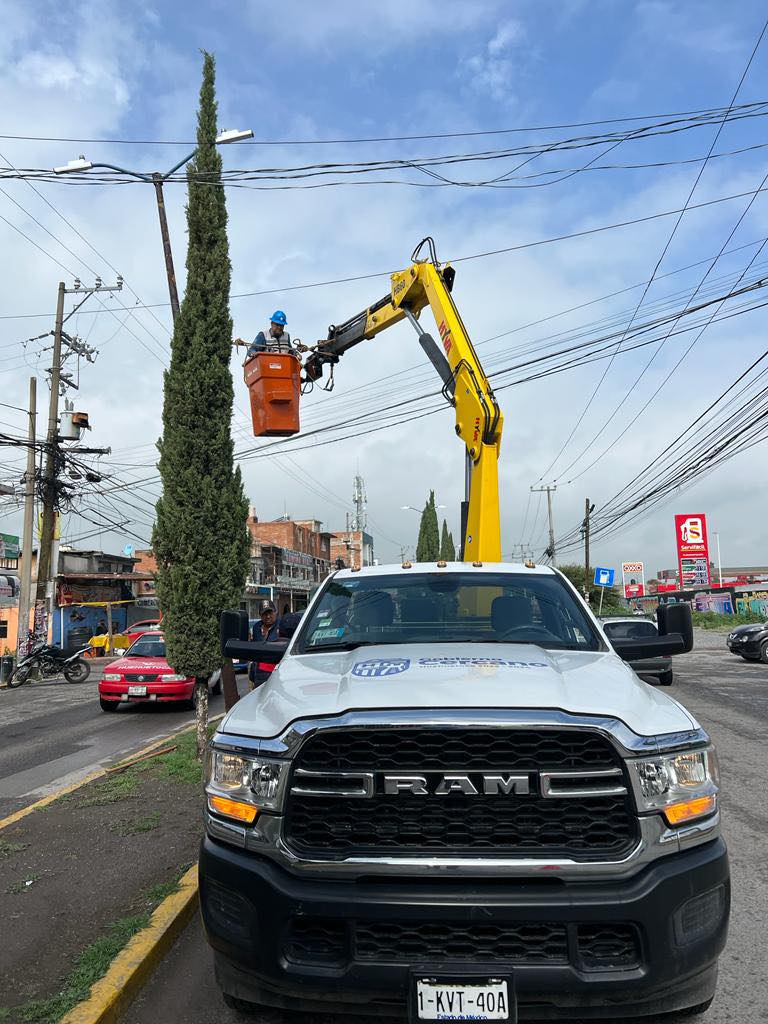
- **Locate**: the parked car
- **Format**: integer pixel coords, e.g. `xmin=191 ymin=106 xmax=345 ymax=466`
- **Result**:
xmin=123 ymin=618 xmax=162 ymax=644
xmin=600 ymin=616 xmax=674 ymax=684
xmin=98 ymin=631 xmax=221 ymax=711
xmin=726 ymin=622 xmax=768 ymax=662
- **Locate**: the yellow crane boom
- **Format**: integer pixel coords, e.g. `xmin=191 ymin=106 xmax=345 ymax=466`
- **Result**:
xmin=304 ymin=238 xmax=503 ymax=562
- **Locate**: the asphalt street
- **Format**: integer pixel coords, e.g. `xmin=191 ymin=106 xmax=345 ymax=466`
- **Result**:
xmin=119 ymin=629 xmax=768 ymax=1024
xmin=0 ymin=667 xmax=248 ymax=818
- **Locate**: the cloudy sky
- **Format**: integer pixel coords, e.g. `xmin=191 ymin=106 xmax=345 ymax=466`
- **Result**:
xmin=1 ymin=0 xmax=767 ymax=579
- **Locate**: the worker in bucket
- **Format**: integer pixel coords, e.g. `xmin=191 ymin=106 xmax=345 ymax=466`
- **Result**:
xmin=247 ymin=311 xmax=294 ymax=357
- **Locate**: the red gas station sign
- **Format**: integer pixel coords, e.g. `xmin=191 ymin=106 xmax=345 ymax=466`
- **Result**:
xmin=674 ymin=514 xmax=711 ymax=589
xmin=621 ymin=561 xmax=645 ymax=599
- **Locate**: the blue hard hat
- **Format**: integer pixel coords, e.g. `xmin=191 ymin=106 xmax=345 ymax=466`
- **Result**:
xmin=270 ymin=310 xmax=287 ymax=326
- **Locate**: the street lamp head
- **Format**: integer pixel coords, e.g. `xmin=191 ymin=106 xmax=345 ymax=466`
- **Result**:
xmin=53 ymin=156 xmax=93 ymax=175
xmin=215 ymin=128 xmax=254 ymax=144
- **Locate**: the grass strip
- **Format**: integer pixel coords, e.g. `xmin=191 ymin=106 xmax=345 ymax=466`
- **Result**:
xmin=3 ymin=871 xmax=188 ymax=1024
xmin=692 ymin=610 xmax=766 ymax=629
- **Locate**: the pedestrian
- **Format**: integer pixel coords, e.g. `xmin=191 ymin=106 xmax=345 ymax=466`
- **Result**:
xmin=249 ymin=601 xmax=280 ymax=689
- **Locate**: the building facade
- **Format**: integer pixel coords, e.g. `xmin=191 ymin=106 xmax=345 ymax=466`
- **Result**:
xmin=329 ymin=529 xmax=375 ymax=570
xmin=246 ymin=510 xmax=333 ymax=616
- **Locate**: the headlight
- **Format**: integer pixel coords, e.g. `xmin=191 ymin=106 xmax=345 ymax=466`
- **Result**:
xmin=205 ymin=749 xmax=289 ymax=825
xmin=162 ymin=674 xmax=187 ymax=681
xmin=102 ymin=673 xmax=122 ymax=681
xmin=631 ymin=748 xmax=719 ymax=827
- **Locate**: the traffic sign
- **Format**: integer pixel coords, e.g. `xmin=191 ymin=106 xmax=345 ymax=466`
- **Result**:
xmin=593 ymin=566 xmax=614 ymax=588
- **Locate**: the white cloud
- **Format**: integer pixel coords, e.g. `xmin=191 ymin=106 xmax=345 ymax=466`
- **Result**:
xmin=245 ymin=0 xmax=503 ymax=52
xmin=459 ymin=18 xmax=527 ymax=102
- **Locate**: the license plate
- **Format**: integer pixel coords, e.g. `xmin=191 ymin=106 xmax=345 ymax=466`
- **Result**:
xmin=415 ymin=979 xmax=511 ymax=1021
xmin=127 ymin=685 xmax=147 ymax=696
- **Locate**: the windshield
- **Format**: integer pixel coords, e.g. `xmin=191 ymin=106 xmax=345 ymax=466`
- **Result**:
xmin=126 ymin=637 xmax=166 ymax=658
xmin=297 ymin=572 xmax=601 ymax=653
xmin=602 ymin=619 xmax=658 ymax=640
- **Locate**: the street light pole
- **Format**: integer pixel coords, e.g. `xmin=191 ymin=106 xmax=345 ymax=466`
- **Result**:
xmin=714 ymin=531 xmax=723 ymax=586
xmin=152 ymin=173 xmax=180 ymax=320
xmin=53 ymin=129 xmax=253 ymax=325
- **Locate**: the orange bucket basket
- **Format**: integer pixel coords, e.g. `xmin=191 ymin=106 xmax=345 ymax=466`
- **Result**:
xmin=244 ymin=352 xmax=302 ymax=437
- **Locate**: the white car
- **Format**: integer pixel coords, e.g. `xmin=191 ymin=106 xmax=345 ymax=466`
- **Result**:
xmin=201 ymin=562 xmax=728 ymax=1022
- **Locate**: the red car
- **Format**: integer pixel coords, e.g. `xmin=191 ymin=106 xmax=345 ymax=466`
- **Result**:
xmin=122 ymin=618 xmax=162 ymax=644
xmin=99 ymin=631 xmax=221 ymax=712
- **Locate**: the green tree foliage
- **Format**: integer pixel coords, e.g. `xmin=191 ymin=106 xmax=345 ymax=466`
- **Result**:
xmin=440 ymin=519 xmax=456 ymax=561
xmin=415 ymin=491 xmax=440 ymax=561
xmin=153 ymin=53 xmax=250 ymax=753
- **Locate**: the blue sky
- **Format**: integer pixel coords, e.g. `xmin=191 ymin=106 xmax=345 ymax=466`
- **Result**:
xmin=1 ymin=0 xmax=768 ymax=576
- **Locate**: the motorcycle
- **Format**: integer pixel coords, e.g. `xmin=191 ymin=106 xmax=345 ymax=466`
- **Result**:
xmin=7 ymin=643 xmax=92 ymax=687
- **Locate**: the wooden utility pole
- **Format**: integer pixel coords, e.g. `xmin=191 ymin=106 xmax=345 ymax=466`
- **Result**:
xmin=35 ymin=282 xmax=66 ymax=622
xmin=16 ymin=378 xmax=37 ymax=656
xmin=583 ymin=498 xmax=592 ymax=602
xmin=530 ymin=485 xmax=557 ymax=565
xmin=152 ymin=174 xmax=180 ymax=321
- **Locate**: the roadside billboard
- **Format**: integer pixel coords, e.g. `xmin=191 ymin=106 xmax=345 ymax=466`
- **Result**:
xmin=621 ymin=561 xmax=645 ymax=598
xmin=674 ymin=513 xmax=711 ymax=588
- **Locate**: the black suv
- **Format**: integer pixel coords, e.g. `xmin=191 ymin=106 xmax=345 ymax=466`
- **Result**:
xmin=726 ymin=622 xmax=768 ymax=662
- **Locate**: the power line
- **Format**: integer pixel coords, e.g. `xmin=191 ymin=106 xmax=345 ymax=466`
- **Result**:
xmin=3 ymin=184 xmax=768 ymax=324
xmin=1 ymin=100 xmax=763 ymax=147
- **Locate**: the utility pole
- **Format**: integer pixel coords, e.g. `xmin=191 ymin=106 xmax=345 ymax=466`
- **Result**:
xmin=152 ymin=173 xmax=180 ymax=321
xmin=17 ymin=378 xmax=36 ymax=657
xmin=35 ymin=282 xmax=66 ymax=622
xmin=582 ymin=498 xmax=595 ymax=602
xmin=35 ymin=278 xmax=123 ymax=640
xmin=530 ymin=485 xmax=557 ymax=565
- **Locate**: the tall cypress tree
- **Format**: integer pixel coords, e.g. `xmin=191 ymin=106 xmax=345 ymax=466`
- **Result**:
xmin=440 ymin=520 xmax=456 ymax=561
xmin=153 ymin=52 xmax=250 ymax=758
xmin=415 ymin=491 xmax=440 ymax=561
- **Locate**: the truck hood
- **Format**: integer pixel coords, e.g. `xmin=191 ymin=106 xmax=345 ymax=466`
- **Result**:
xmin=220 ymin=642 xmax=696 ymax=740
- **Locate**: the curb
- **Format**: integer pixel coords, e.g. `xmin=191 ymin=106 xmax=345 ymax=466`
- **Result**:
xmin=59 ymin=865 xmax=200 ymax=1024
xmin=0 ymin=712 xmax=225 ymax=833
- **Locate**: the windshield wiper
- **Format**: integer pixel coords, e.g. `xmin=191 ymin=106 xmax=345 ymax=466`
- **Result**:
xmin=303 ymin=640 xmax=382 ymax=653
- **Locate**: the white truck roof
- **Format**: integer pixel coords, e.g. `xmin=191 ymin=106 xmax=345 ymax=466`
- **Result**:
xmin=333 ymin=561 xmax=556 ymax=580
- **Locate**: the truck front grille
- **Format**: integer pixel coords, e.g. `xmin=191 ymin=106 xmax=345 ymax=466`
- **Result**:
xmin=284 ymin=727 xmax=637 ymax=861
xmin=282 ymin=916 xmax=641 ymax=971
xmin=355 ymin=921 xmax=568 ymax=963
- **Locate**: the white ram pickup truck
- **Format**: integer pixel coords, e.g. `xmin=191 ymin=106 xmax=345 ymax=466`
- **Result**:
xmin=201 ymin=562 xmax=729 ymax=1022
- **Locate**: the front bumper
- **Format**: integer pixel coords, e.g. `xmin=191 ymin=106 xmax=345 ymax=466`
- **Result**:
xmin=727 ymin=638 xmax=762 ymax=657
xmin=199 ymin=835 xmax=729 ymax=1019
xmin=98 ymin=679 xmax=195 ymax=703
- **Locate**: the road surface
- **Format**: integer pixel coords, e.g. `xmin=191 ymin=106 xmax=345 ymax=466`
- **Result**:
xmin=121 ymin=630 xmax=768 ymax=1023
xmin=0 ymin=667 xmax=248 ymax=818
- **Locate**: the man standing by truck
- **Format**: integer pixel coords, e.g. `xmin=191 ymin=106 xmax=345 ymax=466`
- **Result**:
xmin=248 ymin=601 xmax=279 ymax=689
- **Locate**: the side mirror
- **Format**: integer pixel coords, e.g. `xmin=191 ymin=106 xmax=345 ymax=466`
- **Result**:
xmin=612 ymin=634 xmax=686 ymax=661
xmin=223 ymin=639 xmax=288 ymax=665
xmin=220 ymin=609 xmax=249 ymax=656
xmin=658 ymin=603 xmax=693 ymax=652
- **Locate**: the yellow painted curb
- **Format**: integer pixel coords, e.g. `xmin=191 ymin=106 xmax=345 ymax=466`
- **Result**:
xmin=59 ymin=864 xmax=200 ymax=1024
xmin=0 ymin=712 xmax=225 ymax=833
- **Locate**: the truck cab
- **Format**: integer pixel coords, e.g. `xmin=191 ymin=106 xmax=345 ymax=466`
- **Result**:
xmin=201 ymin=561 xmax=728 ymax=1020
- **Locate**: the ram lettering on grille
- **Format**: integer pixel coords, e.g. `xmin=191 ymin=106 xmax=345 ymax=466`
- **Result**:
xmin=285 ymin=728 xmax=638 ymax=861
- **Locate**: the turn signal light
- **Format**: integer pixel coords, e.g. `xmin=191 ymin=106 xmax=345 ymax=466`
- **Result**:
xmin=208 ymin=795 xmax=258 ymax=824
xmin=664 ymin=795 xmax=716 ymax=826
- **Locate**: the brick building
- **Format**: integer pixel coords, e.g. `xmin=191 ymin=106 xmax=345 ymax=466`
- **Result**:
xmin=246 ymin=510 xmax=333 ymax=616
xmin=329 ymin=529 xmax=375 ymax=570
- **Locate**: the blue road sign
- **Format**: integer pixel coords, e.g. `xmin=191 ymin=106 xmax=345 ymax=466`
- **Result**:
xmin=594 ymin=566 xmax=615 ymax=588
